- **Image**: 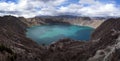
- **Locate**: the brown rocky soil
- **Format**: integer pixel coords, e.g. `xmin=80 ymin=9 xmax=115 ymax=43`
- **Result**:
xmin=0 ymin=15 xmax=120 ymax=61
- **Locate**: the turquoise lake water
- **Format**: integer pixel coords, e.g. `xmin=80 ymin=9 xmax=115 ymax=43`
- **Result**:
xmin=26 ymin=24 xmax=94 ymax=45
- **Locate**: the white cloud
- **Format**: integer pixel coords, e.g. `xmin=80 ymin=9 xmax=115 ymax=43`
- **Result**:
xmin=58 ymin=4 xmax=82 ymax=15
xmin=58 ymin=0 xmax=120 ymax=17
xmin=0 ymin=0 xmax=120 ymax=17
xmin=78 ymin=3 xmax=120 ymax=17
xmin=79 ymin=0 xmax=96 ymax=4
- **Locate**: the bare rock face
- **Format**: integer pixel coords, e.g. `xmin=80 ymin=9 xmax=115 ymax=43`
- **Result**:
xmin=41 ymin=18 xmax=120 ymax=61
xmin=42 ymin=38 xmax=90 ymax=61
xmin=23 ymin=16 xmax=104 ymax=28
xmin=91 ymin=18 xmax=120 ymax=40
xmin=0 ymin=15 xmax=120 ymax=61
xmin=88 ymin=18 xmax=120 ymax=61
xmin=0 ymin=15 xmax=43 ymax=61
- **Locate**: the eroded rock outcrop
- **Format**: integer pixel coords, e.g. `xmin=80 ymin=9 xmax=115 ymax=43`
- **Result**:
xmin=41 ymin=18 xmax=120 ymax=61
xmin=88 ymin=18 xmax=120 ymax=61
xmin=0 ymin=15 xmax=44 ymax=61
xmin=0 ymin=15 xmax=120 ymax=61
xmin=21 ymin=16 xmax=104 ymax=28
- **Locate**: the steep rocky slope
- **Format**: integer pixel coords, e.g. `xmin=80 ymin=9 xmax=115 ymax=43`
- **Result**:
xmin=88 ymin=18 xmax=120 ymax=61
xmin=19 ymin=16 xmax=104 ymax=28
xmin=41 ymin=18 xmax=120 ymax=61
xmin=0 ymin=16 xmax=43 ymax=61
xmin=0 ymin=15 xmax=120 ymax=61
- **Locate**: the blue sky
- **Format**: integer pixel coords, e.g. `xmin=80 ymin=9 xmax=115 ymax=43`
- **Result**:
xmin=5 ymin=0 xmax=17 ymax=2
xmin=4 ymin=0 xmax=120 ymax=5
xmin=0 ymin=0 xmax=120 ymax=17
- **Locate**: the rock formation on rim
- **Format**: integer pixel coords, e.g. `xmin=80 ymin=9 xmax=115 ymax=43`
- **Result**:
xmin=19 ymin=15 xmax=104 ymax=28
xmin=41 ymin=18 xmax=120 ymax=61
xmin=0 ymin=15 xmax=44 ymax=61
xmin=0 ymin=15 xmax=120 ymax=61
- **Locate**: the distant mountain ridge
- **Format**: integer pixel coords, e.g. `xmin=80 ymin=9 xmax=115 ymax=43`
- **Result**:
xmin=1 ymin=15 xmax=120 ymax=61
xmin=36 ymin=15 xmax=107 ymax=20
xmin=21 ymin=15 xmax=105 ymax=28
xmin=36 ymin=15 xmax=79 ymax=18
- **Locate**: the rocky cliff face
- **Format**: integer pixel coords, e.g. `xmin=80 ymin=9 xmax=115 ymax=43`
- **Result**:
xmin=41 ymin=18 xmax=120 ymax=61
xmin=0 ymin=15 xmax=44 ymax=61
xmin=0 ymin=15 xmax=120 ymax=61
xmin=21 ymin=16 xmax=104 ymax=28
xmin=88 ymin=18 xmax=120 ymax=61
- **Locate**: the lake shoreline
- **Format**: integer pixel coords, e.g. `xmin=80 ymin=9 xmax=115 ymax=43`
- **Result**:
xmin=26 ymin=24 xmax=94 ymax=45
